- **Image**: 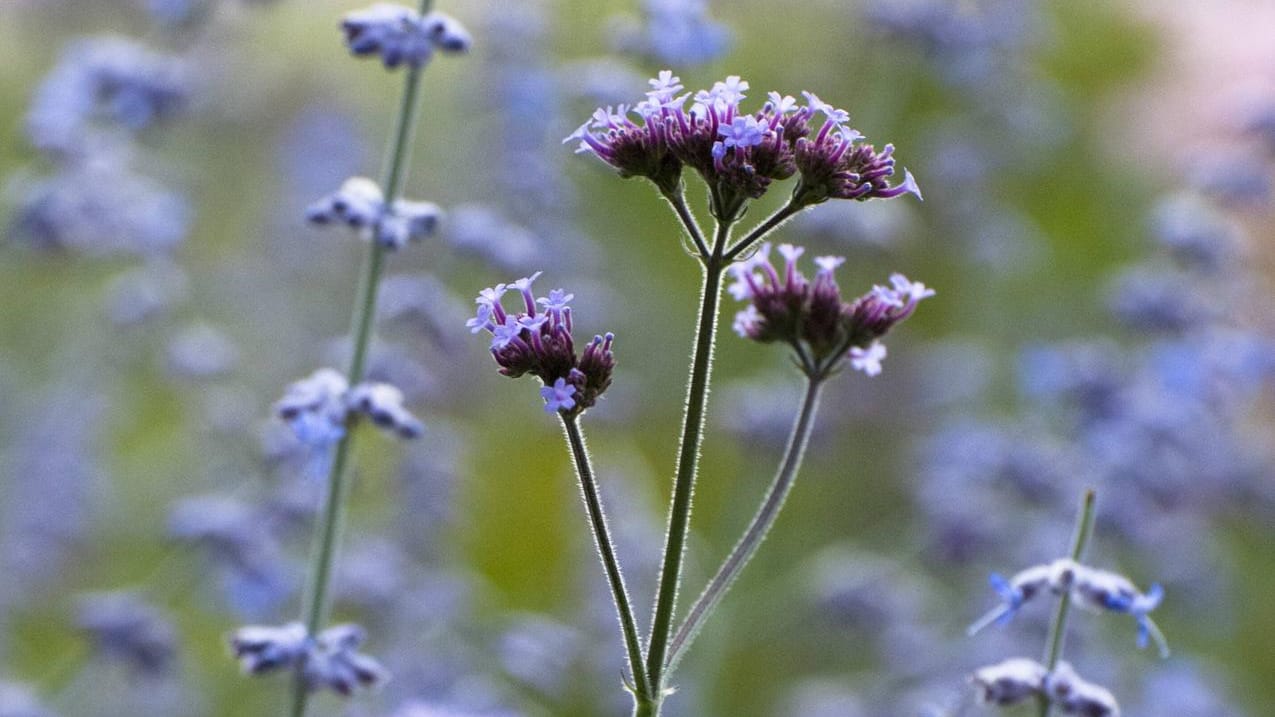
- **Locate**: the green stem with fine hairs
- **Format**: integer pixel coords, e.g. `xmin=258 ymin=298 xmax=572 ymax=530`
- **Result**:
xmin=288 ymin=9 xmax=430 ymax=713
xmin=1036 ymin=488 xmax=1097 ymax=717
xmin=644 ymin=219 xmax=731 ymax=704
xmin=559 ymin=414 xmax=651 ymax=703
xmin=664 ymin=373 xmax=824 ymax=672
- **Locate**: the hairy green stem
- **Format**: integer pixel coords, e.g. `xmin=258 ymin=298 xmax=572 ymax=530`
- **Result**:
xmin=289 ymin=32 xmax=429 ymax=717
xmin=662 ymin=186 xmax=710 ymax=260
xmin=1036 ymin=489 xmax=1097 ymax=717
xmin=645 ymin=221 xmax=731 ymax=699
xmin=664 ymin=376 xmax=824 ymax=672
xmin=560 ymin=415 xmax=651 ymax=700
xmin=723 ymin=199 xmax=803 ymax=262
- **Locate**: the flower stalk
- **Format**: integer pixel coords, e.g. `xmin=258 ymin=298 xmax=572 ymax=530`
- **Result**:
xmin=559 ymin=414 xmax=650 ymax=702
xmin=1037 ymin=488 xmax=1097 ymax=717
xmin=289 ymin=9 xmax=431 ymax=715
xmin=645 ymin=218 xmax=730 ymax=696
xmin=665 ymin=372 xmax=824 ymax=673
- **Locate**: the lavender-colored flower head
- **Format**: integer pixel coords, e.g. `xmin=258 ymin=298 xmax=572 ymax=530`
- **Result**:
xmin=276 ymin=368 xmax=425 ymax=445
xmin=1070 ymin=567 xmax=1168 ymax=657
xmin=229 ymin=622 xmax=388 ymax=695
xmin=76 ymin=592 xmax=177 ymax=674
xmin=26 ymin=36 xmax=187 ymax=154
xmin=341 ymin=4 xmax=471 ymax=69
xmin=229 ymin=621 xmax=309 ymax=675
xmin=1044 ymin=662 xmax=1121 ymax=717
xmin=301 ymin=624 xmax=391 ymax=696
xmin=567 ymin=73 xmax=918 ymax=217
xmin=470 ymin=274 xmax=615 ymax=416
xmin=729 ymin=242 xmax=933 ymax=376
xmin=9 ymin=160 xmax=191 ymax=257
xmin=970 ymin=657 xmax=1046 ymax=706
xmin=307 ymin=177 xmax=442 ymax=250
xmin=969 ymin=558 xmax=1168 ymax=657
xmin=276 ymin=368 xmax=351 ymax=447
xmin=346 ymin=381 xmax=425 ymax=438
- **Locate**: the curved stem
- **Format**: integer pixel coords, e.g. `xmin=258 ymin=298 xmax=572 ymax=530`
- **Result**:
xmin=645 ymin=221 xmax=730 ymax=697
xmin=723 ymin=199 xmax=803 ymax=262
xmin=289 ymin=42 xmax=429 ymax=717
xmin=664 ymin=376 xmax=824 ymax=672
xmin=559 ymin=415 xmax=651 ymax=699
xmin=1036 ymin=489 xmax=1097 ymax=717
xmin=662 ymin=186 xmax=710 ymax=260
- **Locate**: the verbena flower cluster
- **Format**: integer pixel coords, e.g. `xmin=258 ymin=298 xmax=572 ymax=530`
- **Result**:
xmin=469 ymin=274 xmax=615 ymax=416
xmin=307 ymin=176 xmax=442 ymax=250
xmin=728 ymin=242 xmax=933 ymax=375
xmin=972 ymin=658 xmax=1119 ymax=716
xmin=341 ymin=3 xmax=472 ymax=68
xmin=230 ymin=622 xmax=389 ymax=695
xmin=566 ymin=71 xmax=920 ymax=213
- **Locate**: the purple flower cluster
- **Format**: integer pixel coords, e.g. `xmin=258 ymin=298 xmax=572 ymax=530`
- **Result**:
xmin=567 ymin=71 xmax=919 ymax=214
xmin=307 ymin=177 xmax=442 ymax=250
xmin=969 ymin=557 xmax=1167 ymax=657
xmin=341 ymin=4 xmax=472 ymax=69
xmin=971 ymin=658 xmax=1119 ymax=716
xmin=275 ymin=368 xmax=424 ymax=447
xmin=728 ymin=242 xmax=933 ymax=376
xmin=229 ymin=622 xmax=388 ymax=696
xmin=469 ymin=274 xmax=615 ymax=416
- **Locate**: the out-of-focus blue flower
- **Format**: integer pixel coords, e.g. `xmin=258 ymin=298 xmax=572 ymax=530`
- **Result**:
xmin=307 ymin=177 xmax=442 ymax=250
xmin=0 ymin=680 xmax=57 ymax=717
xmin=609 ymin=0 xmax=733 ymax=67
xmin=229 ymin=622 xmax=388 ymax=695
xmin=969 ymin=657 xmax=1046 ymax=706
xmin=26 ymin=37 xmax=187 ymax=155
xmin=443 ymin=204 xmax=541 ymax=271
xmin=8 ymin=160 xmax=191 ymax=257
xmin=275 ymin=368 xmax=351 ymax=447
xmin=103 ymin=261 xmax=189 ymax=327
xmin=76 ymin=592 xmax=177 ymax=674
xmin=1043 ymin=662 xmax=1120 ymax=717
xmin=166 ymin=323 xmax=241 ymax=380
xmin=341 ymin=4 xmax=471 ymax=69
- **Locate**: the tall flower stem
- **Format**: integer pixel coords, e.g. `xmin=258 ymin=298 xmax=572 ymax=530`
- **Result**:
xmin=288 ymin=21 xmax=429 ymax=717
xmin=645 ymin=220 xmax=731 ymax=700
xmin=559 ymin=415 xmax=651 ymax=704
xmin=664 ymin=375 xmax=824 ymax=672
xmin=1037 ymin=488 xmax=1097 ymax=717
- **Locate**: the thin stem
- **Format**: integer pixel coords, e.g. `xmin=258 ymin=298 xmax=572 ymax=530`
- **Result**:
xmin=665 ymin=375 xmax=824 ymax=672
xmin=289 ymin=49 xmax=429 ymax=717
xmin=1036 ymin=488 xmax=1097 ymax=717
xmin=663 ymin=186 xmax=710 ymax=260
xmin=723 ymin=198 xmax=803 ymax=262
xmin=645 ymin=220 xmax=731 ymax=695
xmin=559 ymin=415 xmax=651 ymax=699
